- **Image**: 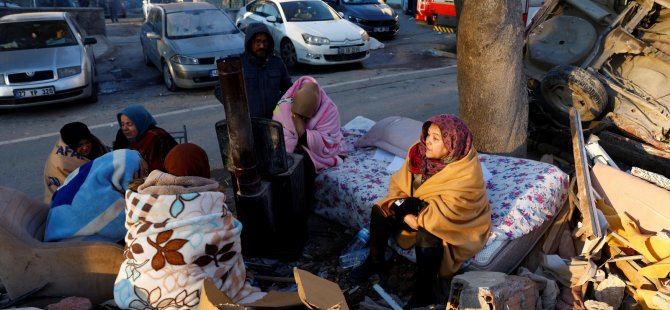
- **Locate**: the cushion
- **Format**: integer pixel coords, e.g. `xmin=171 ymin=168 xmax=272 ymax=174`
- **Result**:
xmin=354 ymin=116 xmax=422 ymax=158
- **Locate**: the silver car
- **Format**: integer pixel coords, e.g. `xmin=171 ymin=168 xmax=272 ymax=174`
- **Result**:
xmin=0 ymin=12 xmax=98 ymax=109
xmin=141 ymin=2 xmax=245 ymax=91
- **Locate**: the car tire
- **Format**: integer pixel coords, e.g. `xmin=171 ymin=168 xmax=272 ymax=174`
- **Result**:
xmin=540 ymin=65 xmax=607 ymax=123
xmin=84 ymin=81 xmax=99 ymax=104
xmin=143 ymin=48 xmax=152 ymax=67
xmin=163 ymin=62 xmax=177 ymax=92
xmin=281 ymin=39 xmax=297 ymax=69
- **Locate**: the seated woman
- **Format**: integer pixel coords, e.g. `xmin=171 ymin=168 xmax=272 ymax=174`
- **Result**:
xmin=43 ymin=122 xmax=109 ymax=203
xmin=349 ymin=114 xmax=492 ymax=308
xmin=113 ymin=105 xmax=177 ymax=172
xmin=115 ymin=143 xmax=259 ymax=307
xmin=45 ymin=149 xmax=148 ymax=243
xmin=272 ymin=76 xmax=347 ymax=175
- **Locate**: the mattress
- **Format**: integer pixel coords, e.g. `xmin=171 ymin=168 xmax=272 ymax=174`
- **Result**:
xmin=314 ymin=116 xmax=569 ymax=271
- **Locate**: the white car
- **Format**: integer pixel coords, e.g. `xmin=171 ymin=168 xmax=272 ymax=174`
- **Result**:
xmin=0 ymin=12 xmax=98 ymax=109
xmin=236 ymin=0 xmax=371 ymax=67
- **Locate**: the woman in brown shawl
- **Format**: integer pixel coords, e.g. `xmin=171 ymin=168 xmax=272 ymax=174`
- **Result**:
xmin=350 ymin=114 xmax=491 ymax=308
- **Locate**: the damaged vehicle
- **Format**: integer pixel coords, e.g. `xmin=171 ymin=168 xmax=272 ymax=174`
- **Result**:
xmin=524 ymin=0 xmax=670 ymax=156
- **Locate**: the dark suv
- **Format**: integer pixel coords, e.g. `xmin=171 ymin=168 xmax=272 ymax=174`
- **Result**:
xmin=324 ymin=0 xmax=399 ymax=38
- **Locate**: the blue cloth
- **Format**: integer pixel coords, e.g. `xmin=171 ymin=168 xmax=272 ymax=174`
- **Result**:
xmin=45 ymin=149 xmax=143 ymax=242
xmin=117 ymin=105 xmax=157 ymax=137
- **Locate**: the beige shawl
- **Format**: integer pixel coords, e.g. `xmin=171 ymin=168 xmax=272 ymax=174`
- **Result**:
xmin=377 ymin=147 xmax=491 ymax=277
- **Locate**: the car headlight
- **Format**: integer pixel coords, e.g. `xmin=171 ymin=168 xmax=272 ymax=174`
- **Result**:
xmin=361 ymin=31 xmax=369 ymax=42
xmin=394 ymin=13 xmax=399 ymax=21
xmin=302 ymin=33 xmax=330 ymax=46
xmin=170 ymin=55 xmax=199 ymax=65
xmin=57 ymin=66 xmax=82 ymax=78
xmin=348 ymin=15 xmax=362 ymax=23
xmin=0 ymin=74 xmax=5 ymax=86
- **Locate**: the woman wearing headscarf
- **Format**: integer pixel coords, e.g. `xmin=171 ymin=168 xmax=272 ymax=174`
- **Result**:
xmin=45 ymin=149 xmax=148 ymax=242
xmin=272 ymin=76 xmax=348 ymax=174
xmin=113 ymin=105 xmax=177 ymax=172
xmin=349 ymin=114 xmax=491 ymax=308
xmin=43 ymin=122 xmax=109 ymax=203
xmin=115 ymin=143 xmax=259 ymax=308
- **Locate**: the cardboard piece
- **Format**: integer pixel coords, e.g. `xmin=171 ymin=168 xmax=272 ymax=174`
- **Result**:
xmin=591 ymin=163 xmax=670 ymax=234
xmin=200 ymin=267 xmax=348 ymax=309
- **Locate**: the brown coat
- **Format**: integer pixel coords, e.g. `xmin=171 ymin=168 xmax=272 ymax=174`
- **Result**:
xmin=377 ymin=147 xmax=491 ymax=277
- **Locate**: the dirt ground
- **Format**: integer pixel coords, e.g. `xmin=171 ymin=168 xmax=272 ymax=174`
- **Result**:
xmin=209 ymin=168 xmax=446 ymax=309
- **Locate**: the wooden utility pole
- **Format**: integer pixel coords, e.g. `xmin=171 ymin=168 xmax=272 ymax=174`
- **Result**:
xmin=457 ymin=0 xmax=528 ymax=157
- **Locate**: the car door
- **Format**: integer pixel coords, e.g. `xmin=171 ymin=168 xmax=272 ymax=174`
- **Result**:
xmin=259 ymin=1 xmax=285 ymax=50
xmin=239 ymin=0 xmax=265 ymax=29
xmin=143 ymin=8 xmax=163 ymax=67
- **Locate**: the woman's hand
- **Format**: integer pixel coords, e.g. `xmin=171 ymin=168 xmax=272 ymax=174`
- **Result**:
xmin=403 ymin=214 xmax=419 ymax=230
xmin=292 ymin=113 xmax=306 ymax=138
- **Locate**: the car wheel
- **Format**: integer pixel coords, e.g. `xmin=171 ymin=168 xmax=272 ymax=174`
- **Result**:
xmin=540 ymin=65 xmax=607 ymax=123
xmin=84 ymin=81 xmax=99 ymax=104
xmin=281 ymin=39 xmax=297 ymax=69
xmin=163 ymin=62 xmax=177 ymax=92
xmin=143 ymin=48 xmax=152 ymax=67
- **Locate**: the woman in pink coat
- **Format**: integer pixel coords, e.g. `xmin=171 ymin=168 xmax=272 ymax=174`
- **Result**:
xmin=273 ymin=76 xmax=348 ymax=173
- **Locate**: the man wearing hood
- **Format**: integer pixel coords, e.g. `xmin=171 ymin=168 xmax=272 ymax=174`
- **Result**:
xmin=215 ymin=23 xmax=292 ymax=119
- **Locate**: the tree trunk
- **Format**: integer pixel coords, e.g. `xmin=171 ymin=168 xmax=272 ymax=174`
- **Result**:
xmin=457 ymin=0 xmax=528 ymax=157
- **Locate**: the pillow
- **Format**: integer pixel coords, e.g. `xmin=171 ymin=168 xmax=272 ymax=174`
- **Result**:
xmin=354 ymin=116 xmax=422 ymax=158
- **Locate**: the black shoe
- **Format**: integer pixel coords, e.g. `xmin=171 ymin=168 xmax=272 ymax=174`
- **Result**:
xmin=349 ymin=259 xmax=382 ymax=283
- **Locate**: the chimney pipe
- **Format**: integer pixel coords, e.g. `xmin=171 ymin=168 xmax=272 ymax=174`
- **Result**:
xmin=216 ymin=56 xmax=261 ymax=196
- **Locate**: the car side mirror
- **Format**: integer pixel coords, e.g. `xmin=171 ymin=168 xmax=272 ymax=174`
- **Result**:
xmin=266 ymin=15 xmax=277 ymax=23
xmin=337 ymin=12 xmax=344 ymax=18
xmin=146 ymin=31 xmax=161 ymax=39
xmin=83 ymin=37 xmax=97 ymax=45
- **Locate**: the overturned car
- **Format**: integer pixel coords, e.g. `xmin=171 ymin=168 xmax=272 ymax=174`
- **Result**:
xmin=524 ymin=0 xmax=670 ymax=173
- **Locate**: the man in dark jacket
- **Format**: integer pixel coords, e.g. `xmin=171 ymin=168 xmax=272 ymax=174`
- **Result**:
xmin=215 ymin=23 xmax=292 ymax=119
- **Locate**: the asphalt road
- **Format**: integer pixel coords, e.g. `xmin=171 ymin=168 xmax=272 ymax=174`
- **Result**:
xmin=0 ymin=10 xmax=460 ymax=200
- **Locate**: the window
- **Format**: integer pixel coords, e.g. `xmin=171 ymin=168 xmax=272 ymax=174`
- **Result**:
xmin=166 ymin=9 xmax=239 ymax=38
xmin=281 ymin=1 xmax=339 ymax=22
xmin=0 ymin=20 xmax=76 ymax=51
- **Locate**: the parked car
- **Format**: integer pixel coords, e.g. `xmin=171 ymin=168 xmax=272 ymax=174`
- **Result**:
xmin=33 ymin=0 xmax=78 ymax=7
xmin=0 ymin=12 xmax=98 ymax=109
xmin=525 ymin=0 xmax=670 ymax=152
xmin=140 ymin=2 xmax=245 ymax=91
xmin=323 ymin=0 xmax=399 ymax=38
xmin=236 ymin=0 xmax=371 ymax=68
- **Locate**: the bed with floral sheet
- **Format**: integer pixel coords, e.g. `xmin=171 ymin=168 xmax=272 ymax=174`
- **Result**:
xmin=314 ymin=116 xmax=569 ymax=272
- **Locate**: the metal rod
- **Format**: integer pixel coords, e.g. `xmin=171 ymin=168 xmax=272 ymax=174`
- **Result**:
xmin=216 ymin=56 xmax=261 ymax=196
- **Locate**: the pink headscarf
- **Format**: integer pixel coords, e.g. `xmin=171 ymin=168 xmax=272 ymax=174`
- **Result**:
xmin=273 ymin=76 xmax=348 ymax=172
xmin=408 ymin=114 xmax=473 ymax=180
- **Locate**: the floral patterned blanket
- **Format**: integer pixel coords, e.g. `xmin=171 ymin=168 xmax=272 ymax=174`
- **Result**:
xmin=114 ymin=171 xmax=258 ymax=309
xmin=314 ymin=118 xmax=569 ymax=243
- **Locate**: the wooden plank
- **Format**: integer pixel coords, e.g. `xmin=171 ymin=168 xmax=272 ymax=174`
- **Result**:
xmin=569 ymin=108 xmax=603 ymax=239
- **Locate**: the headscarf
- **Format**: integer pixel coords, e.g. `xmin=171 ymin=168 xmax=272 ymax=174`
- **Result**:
xmin=291 ymin=82 xmax=319 ymax=118
xmin=60 ymin=122 xmax=93 ymax=151
xmin=164 ymin=143 xmax=211 ymax=178
xmin=408 ymin=114 xmax=473 ymax=180
xmin=117 ymin=105 xmax=157 ymax=139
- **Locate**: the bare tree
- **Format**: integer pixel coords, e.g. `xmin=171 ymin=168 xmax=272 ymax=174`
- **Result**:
xmin=457 ymin=0 xmax=528 ymax=157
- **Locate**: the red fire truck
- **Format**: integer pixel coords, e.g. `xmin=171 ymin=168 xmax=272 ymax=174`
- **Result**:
xmin=415 ymin=0 xmax=530 ymax=32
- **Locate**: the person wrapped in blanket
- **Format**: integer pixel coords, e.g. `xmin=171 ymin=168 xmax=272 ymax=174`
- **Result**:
xmin=349 ymin=114 xmax=492 ymax=308
xmin=114 ymin=143 xmax=259 ymax=308
xmin=45 ymin=149 xmax=149 ymax=242
xmin=43 ymin=122 xmax=110 ymax=203
xmin=113 ymin=105 xmax=178 ymax=172
xmin=272 ymin=76 xmax=348 ymax=197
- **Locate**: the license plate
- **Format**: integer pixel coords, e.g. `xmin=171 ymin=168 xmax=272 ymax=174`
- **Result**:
xmin=209 ymin=69 xmax=218 ymax=77
xmin=14 ymin=87 xmax=55 ymax=98
xmin=373 ymin=27 xmax=389 ymax=32
xmin=338 ymin=46 xmax=360 ymax=54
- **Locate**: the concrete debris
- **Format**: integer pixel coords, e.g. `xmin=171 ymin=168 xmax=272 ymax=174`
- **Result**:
xmin=594 ymin=275 xmax=625 ymax=309
xmin=584 ymin=299 xmax=613 ymax=310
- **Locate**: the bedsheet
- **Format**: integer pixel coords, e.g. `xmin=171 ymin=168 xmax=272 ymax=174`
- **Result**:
xmin=314 ymin=117 xmax=569 ymax=244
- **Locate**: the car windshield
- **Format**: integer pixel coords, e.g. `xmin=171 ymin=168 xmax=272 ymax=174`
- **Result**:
xmin=166 ymin=9 xmax=239 ymax=39
xmin=342 ymin=0 xmax=383 ymax=4
xmin=281 ymin=1 xmax=339 ymax=22
xmin=0 ymin=20 xmax=77 ymax=51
